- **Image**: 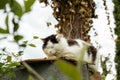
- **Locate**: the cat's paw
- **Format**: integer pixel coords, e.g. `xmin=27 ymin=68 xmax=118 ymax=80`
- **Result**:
xmin=48 ymin=56 xmax=58 ymax=59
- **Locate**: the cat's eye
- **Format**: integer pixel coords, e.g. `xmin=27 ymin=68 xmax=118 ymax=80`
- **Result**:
xmin=50 ymin=46 xmax=54 ymax=48
xmin=47 ymin=46 xmax=54 ymax=48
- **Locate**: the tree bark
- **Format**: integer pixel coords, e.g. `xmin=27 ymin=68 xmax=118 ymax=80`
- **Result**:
xmin=52 ymin=0 xmax=96 ymax=41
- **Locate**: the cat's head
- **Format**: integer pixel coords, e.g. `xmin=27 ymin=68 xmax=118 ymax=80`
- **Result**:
xmin=41 ymin=34 xmax=58 ymax=49
xmin=41 ymin=34 xmax=64 ymax=48
xmin=41 ymin=34 xmax=64 ymax=57
xmin=41 ymin=34 xmax=58 ymax=57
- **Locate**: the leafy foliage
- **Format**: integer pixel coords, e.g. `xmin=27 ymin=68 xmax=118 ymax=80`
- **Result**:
xmin=55 ymin=46 xmax=89 ymax=80
xmin=28 ymin=43 xmax=36 ymax=47
xmin=33 ymin=36 xmax=39 ymax=39
xmin=13 ymin=20 xmax=19 ymax=32
xmin=0 ymin=0 xmax=35 ymax=40
xmin=14 ymin=35 xmax=24 ymax=42
xmin=29 ymin=75 xmax=35 ymax=80
xmin=55 ymin=60 xmax=82 ymax=80
xmin=10 ymin=0 xmax=23 ymax=18
xmin=40 ymin=0 xmax=97 ymax=41
xmin=0 ymin=27 xmax=9 ymax=34
xmin=0 ymin=53 xmax=21 ymax=78
xmin=0 ymin=15 xmax=9 ymax=34
xmin=24 ymin=0 xmax=35 ymax=13
xmin=0 ymin=0 xmax=9 ymax=9
xmin=113 ymin=0 xmax=120 ymax=80
xmin=5 ymin=15 xmax=9 ymax=33
xmin=0 ymin=0 xmax=35 ymax=78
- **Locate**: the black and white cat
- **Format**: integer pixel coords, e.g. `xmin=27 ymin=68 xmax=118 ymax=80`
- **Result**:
xmin=41 ymin=34 xmax=97 ymax=65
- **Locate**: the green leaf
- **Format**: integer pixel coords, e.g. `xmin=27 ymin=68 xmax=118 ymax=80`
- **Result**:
xmin=29 ymin=75 xmax=35 ymax=80
xmin=19 ymin=44 xmax=27 ymax=47
xmin=23 ymin=40 xmax=28 ymax=44
xmin=28 ymin=43 xmax=36 ymax=47
xmin=10 ymin=1 xmax=23 ymax=18
xmin=8 ymin=62 xmax=21 ymax=68
xmin=14 ymin=35 xmax=23 ymax=42
xmin=77 ymin=45 xmax=88 ymax=68
xmin=7 ymin=56 xmax=12 ymax=62
xmin=0 ymin=15 xmax=10 ymax=34
xmin=24 ymin=0 xmax=35 ymax=13
xmin=18 ymin=51 xmax=23 ymax=56
xmin=55 ymin=60 xmax=82 ymax=80
xmin=5 ymin=15 xmax=9 ymax=33
xmin=0 ymin=27 xmax=9 ymax=34
xmin=13 ymin=24 xmax=19 ymax=32
xmin=0 ymin=0 xmax=9 ymax=9
xmin=18 ymin=51 xmax=23 ymax=54
xmin=33 ymin=36 xmax=39 ymax=39
xmin=0 ymin=62 xmax=4 ymax=67
xmin=12 ymin=18 xmax=19 ymax=32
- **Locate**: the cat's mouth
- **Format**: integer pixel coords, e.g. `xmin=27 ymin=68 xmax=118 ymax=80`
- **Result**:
xmin=43 ymin=49 xmax=55 ymax=56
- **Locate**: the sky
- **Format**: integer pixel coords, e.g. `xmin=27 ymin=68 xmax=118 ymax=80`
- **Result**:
xmin=0 ymin=0 xmax=116 ymax=80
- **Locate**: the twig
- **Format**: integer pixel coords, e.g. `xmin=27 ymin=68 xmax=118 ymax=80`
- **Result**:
xmin=68 ymin=15 xmax=73 ymax=39
xmin=22 ymin=61 xmax=44 ymax=80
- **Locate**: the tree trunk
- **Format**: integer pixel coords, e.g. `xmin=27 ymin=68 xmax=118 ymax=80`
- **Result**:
xmin=52 ymin=0 xmax=96 ymax=41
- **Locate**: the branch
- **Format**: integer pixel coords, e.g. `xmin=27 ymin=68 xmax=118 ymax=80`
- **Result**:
xmin=22 ymin=61 xmax=44 ymax=80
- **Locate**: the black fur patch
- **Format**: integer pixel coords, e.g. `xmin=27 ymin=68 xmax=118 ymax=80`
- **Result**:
xmin=42 ymin=34 xmax=58 ymax=49
xmin=88 ymin=46 xmax=97 ymax=62
xmin=67 ymin=40 xmax=79 ymax=46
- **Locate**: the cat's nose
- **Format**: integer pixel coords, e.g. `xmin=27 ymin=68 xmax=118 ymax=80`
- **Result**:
xmin=49 ymin=51 xmax=52 ymax=53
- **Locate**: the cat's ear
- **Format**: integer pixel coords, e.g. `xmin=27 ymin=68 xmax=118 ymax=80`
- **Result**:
xmin=56 ymin=34 xmax=64 ymax=41
xmin=41 ymin=38 xmax=46 ymax=42
xmin=56 ymin=34 xmax=64 ymax=38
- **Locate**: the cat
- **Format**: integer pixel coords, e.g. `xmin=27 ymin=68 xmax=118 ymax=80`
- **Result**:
xmin=41 ymin=34 xmax=97 ymax=65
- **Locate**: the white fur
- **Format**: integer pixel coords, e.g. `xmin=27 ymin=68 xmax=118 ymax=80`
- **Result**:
xmin=55 ymin=36 xmax=99 ymax=71
xmin=57 ymin=37 xmax=93 ymax=63
xmin=43 ymin=34 xmax=99 ymax=71
xmin=44 ymin=35 xmax=94 ymax=64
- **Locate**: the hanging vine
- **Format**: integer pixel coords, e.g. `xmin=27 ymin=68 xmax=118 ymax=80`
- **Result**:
xmin=40 ymin=0 xmax=97 ymax=41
